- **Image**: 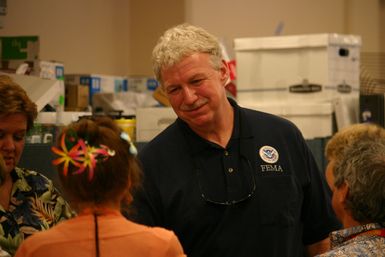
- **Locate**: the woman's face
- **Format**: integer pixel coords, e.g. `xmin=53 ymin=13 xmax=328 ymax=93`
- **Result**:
xmin=0 ymin=113 xmax=28 ymax=174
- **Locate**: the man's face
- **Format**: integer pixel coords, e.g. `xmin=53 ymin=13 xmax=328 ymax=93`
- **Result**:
xmin=161 ymin=53 xmax=228 ymax=129
xmin=0 ymin=113 xmax=27 ymax=174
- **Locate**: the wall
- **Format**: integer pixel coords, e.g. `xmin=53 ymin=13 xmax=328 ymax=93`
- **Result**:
xmin=1 ymin=0 xmax=130 ymax=75
xmin=1 ymin=0 xmax=383 ymax=76
xmin=1 ymin=0 xmax=184 ymax=76
xmin=185 ymin=0 xmax=384 ymax=56
xmin=346 ymin=0 xmax=383 ymax=52
xmin=185 ymin=0 xmax=345 ymax=56
xmin=128 ymin=0 xmax=185 ymax=76
xmin=381 ymin=0 xmax=385 ymax=50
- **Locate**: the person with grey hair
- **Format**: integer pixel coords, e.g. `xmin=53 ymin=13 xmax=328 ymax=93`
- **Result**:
xmin=316 ymin=123 xmax=385 ymax=256
xmin=129 ymin=23 xmax=340 ymax=257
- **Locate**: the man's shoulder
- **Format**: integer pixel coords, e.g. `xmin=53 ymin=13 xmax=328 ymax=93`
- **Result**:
xmin=241 ymin=106 xmax=300 ymax=133
xmin=138 ymin=122 xmax=184 ymax=158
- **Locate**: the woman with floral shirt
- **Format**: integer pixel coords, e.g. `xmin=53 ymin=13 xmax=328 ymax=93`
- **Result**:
xmin=0 ymin=75 xmax=72 ymax=255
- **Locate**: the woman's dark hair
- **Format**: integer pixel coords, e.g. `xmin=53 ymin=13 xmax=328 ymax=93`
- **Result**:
xmin=55 ymin=116 xmax=142 ymax=208
xmin=54 ymin=116 xmax=143 ymax=257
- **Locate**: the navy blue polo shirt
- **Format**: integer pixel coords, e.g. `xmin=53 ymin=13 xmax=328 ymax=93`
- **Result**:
xmin=131 ymin=98 xmax=340 ymax=257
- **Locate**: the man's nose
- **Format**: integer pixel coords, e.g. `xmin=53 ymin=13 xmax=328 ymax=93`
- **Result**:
xmin=182 ymin=86 xmax=198 ymax=103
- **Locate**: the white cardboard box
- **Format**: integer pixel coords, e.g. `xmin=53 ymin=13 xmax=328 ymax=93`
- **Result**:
xmin=136 ymin=103 xmax=332 ymax=140
xmin=127 ymin=76 xmax=159 ymax=93
xmin=241 ymin=101 xmax=334 ymax=139
xmin=2 ymin=72 xmax=62 ymax=112
xmin=234 ymin=33 xmax=361 ymax=134
xmin=36 ymin=111 xmax=92 ymax=125
xmin=92 ymin=91 xmax=159 ymax=116
xmin=136 ymin=107 xmax=176 ymax=142
xmin=234 ymin=33 xmax=361 ymax=103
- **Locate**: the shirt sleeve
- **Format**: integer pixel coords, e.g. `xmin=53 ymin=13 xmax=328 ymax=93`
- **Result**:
xmin=165 ymin=232 xmax=187 ymax=257
xmin=40 ymin=174 xmax=74 ymax=224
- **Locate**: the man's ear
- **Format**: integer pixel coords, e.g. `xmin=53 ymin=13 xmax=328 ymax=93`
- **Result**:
xmin=219 ymin=60 xmax=230 ymax=85
xmin=338 ymin=181 xmax=350 ymax=204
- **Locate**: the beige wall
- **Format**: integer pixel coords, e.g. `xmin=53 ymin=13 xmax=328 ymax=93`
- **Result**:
xmin=2 ymin=0 xmax=131 ymax=76
xmin=1 ymin=0 xmax=184 ymax=76
xmin=186 ymin=0 xmax=384 ymax=55
xmin=1 ymin=0 xmax=383 ymax=76
xmin=346 ymin=0 xmax=383 ymax=52
xmin=381 ymin=0 xmax=385 ymax=51
xmin=185 ymin=0 xmax=346 ymax=57
xmin=128 ymin=0 xmax=185 ymax=76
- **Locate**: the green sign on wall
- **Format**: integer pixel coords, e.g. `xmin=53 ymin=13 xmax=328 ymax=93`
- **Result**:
xmin=0 ymin=36 xmax=39 ymax=60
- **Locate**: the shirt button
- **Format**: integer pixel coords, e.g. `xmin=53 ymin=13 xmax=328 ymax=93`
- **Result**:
xmin=224 ymin=151 xmax=229 ymax=156
xmin=228 ymin=167 xmax=234 ymax=173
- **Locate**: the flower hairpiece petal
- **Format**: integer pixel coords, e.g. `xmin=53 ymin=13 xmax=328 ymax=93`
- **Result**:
xmin=51 ymin=132 xmax=116 ymax=181
xmin=51 ymin=135 xmax=82 ymax=176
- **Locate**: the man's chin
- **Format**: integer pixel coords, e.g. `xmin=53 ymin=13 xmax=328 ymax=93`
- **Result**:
xmin=185 ymin=115 xmax=210 ymax=128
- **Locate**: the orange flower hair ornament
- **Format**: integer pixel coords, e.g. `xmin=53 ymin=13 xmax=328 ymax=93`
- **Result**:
xmin=51 ymin=132 xmax=116 ymax=180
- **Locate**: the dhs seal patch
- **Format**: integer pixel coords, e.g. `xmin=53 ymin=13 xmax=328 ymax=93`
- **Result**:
xmin=259 ymin=145 xmax=279 ymax=164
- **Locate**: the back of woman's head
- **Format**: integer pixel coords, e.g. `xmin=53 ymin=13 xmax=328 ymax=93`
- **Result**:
xmin=53 ymin=116 xmax=141 ymax=207
xmin=0 ymin=75 xmax=37 ymax=131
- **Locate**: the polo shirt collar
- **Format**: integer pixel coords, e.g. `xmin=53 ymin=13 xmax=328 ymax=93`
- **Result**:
xmin=176 ymin=98 xmax=254 ymax=158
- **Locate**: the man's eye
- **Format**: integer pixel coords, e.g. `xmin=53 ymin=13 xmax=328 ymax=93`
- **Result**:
xmin=191 ymin=79 xmax=202 ymax=84
xmin=166 ymin=87 xmax=180 ymax=94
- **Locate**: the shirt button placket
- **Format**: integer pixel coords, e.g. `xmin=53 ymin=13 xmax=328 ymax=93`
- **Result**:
xmin=224 ymin=151 xmax=234 ymax=173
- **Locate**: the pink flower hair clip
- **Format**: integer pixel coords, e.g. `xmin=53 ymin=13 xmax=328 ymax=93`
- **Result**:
xmin=51 ymin=132 xmax=116 ymax=180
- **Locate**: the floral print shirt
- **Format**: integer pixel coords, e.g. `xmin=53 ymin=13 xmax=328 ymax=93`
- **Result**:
xmin=316 ymin=223 xmax=385 ymax=257
xmin=0 ymin=167 xmax=72 ymax=256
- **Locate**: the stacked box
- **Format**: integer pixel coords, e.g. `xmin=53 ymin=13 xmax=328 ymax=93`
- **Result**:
xmin=234 ymin=33 xmax=361 ymax=103
xmin=234 ymin=33 xmax=362 ymax=138
xmin=127 ymin=76 xmax=158 ymax=93
xmin=0 ymin=36 xmax=66 ymax=111
xmin=32 ymin=60 xmax=64 ymax=80
xmin=32 ymin=60 xmax=65 ymax=109
xmin=65 ymin=74 xmax=101 ymax=105
xmin=65 ymin=84 xmax=89 ymax=111
xmin=136 ymin=107 xmax=176 ymax=142
xmin=65 ymin=74 xmax=128 ymax=105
